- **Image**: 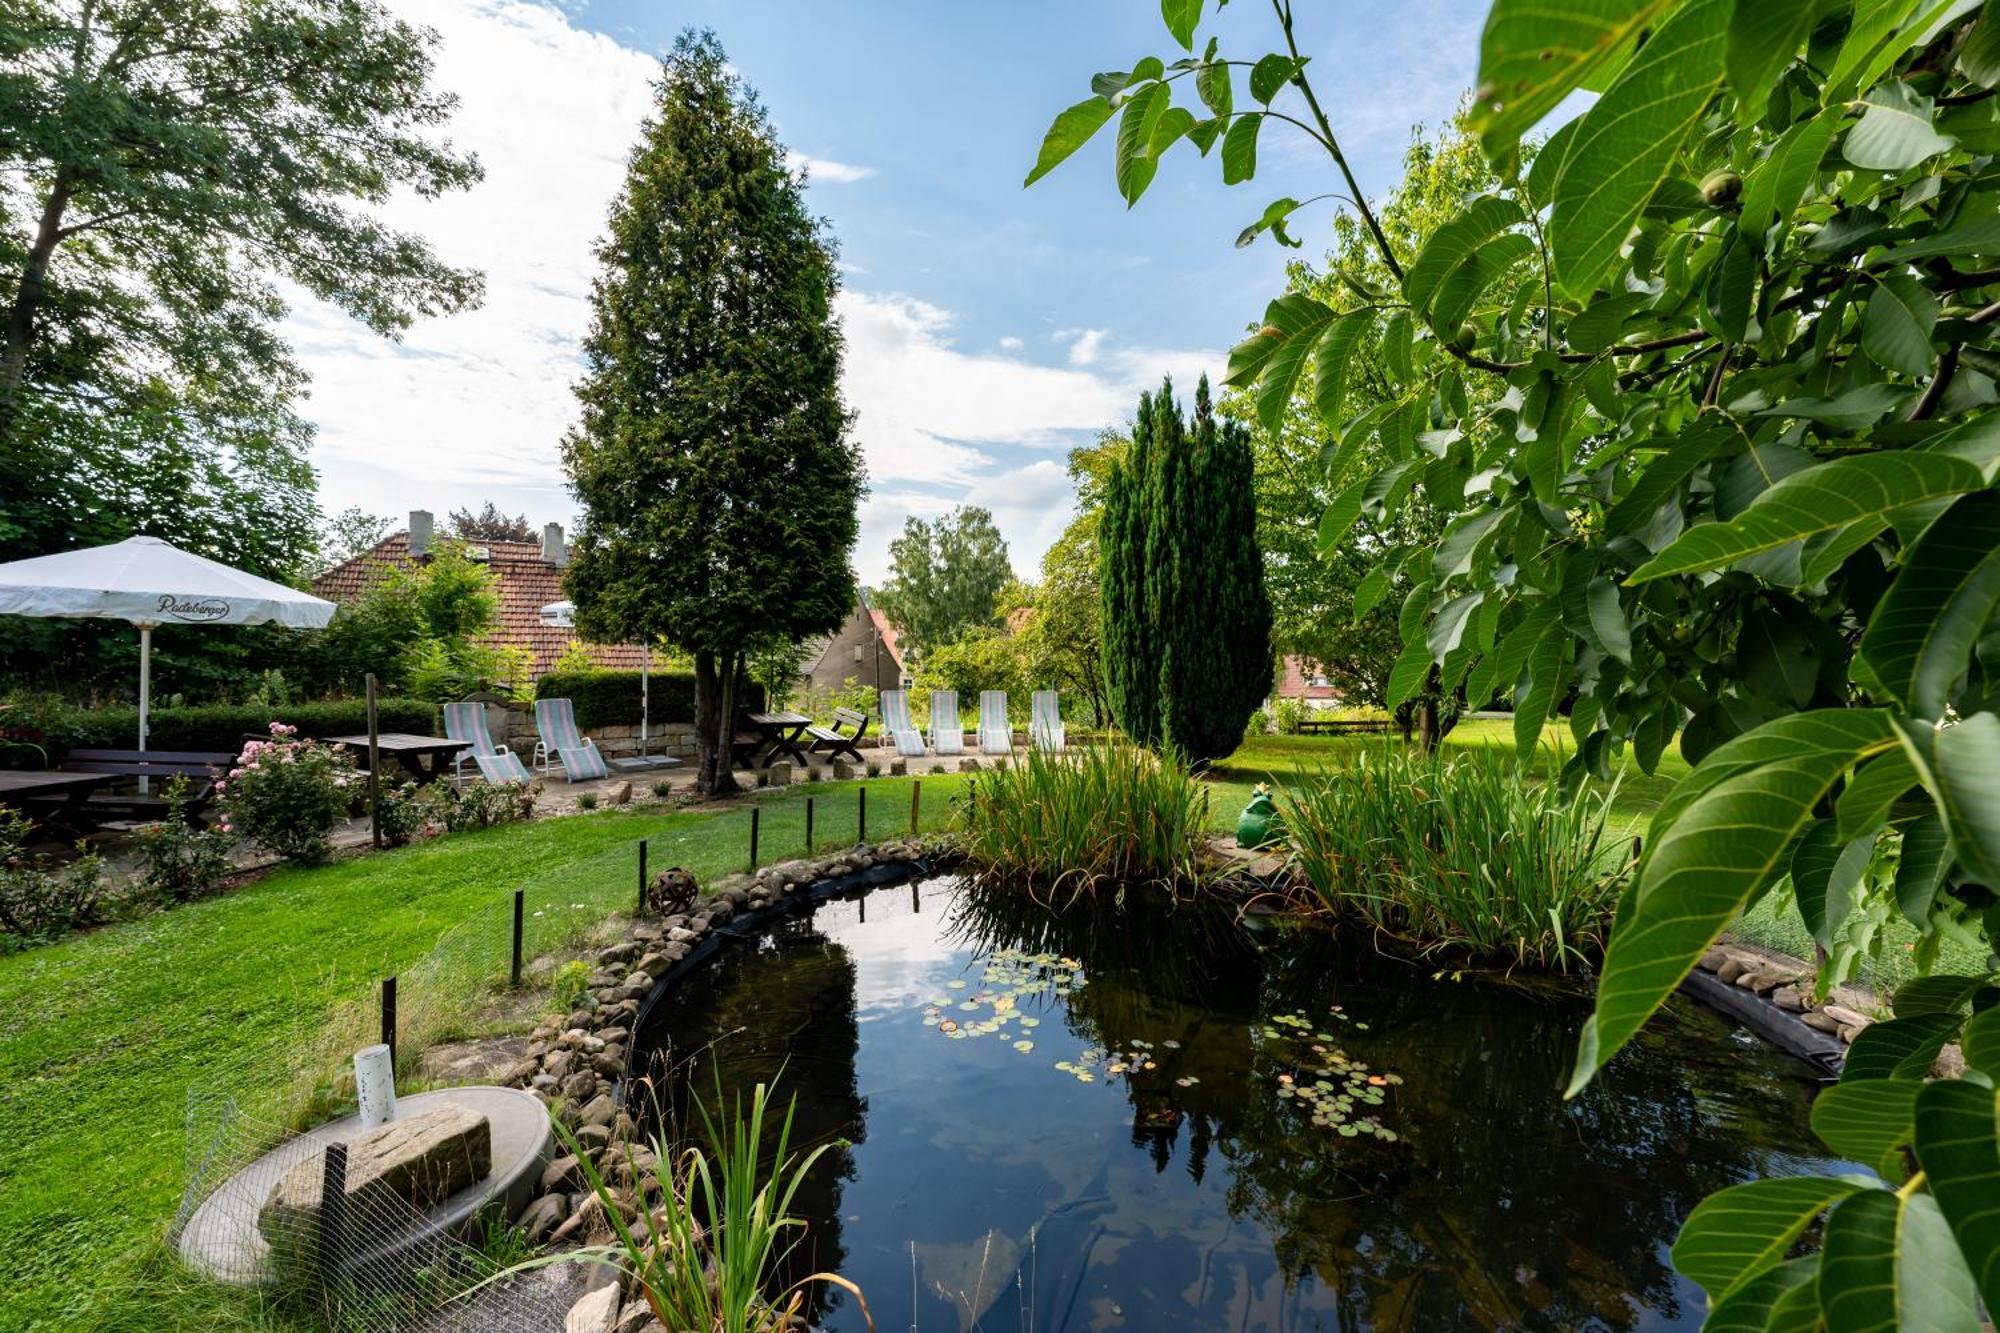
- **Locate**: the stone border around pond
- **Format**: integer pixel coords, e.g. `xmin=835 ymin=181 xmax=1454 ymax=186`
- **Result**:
xmin=494 ymin=836 xmax=957 ymax=1285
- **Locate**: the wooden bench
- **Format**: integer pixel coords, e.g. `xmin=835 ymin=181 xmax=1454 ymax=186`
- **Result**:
xmin=59 ymin=749 xmax=235 ymax=825
xmin=1295 ymin=718 xmax=1394 ymax=736
xmin=805 ymin=707 xmax=869 ymax=763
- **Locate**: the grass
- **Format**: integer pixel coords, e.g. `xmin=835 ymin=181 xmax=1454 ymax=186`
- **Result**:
xmin=0 ymin=775 xmax=960 ymax=1333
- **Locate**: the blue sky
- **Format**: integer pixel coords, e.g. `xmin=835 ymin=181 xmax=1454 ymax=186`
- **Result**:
xmin=295 ymin=0 xmax=1488 ymax=579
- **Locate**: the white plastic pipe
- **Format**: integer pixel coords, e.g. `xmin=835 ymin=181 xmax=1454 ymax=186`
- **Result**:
xmin=354 ymin=1043 xmax=398 ymax=1129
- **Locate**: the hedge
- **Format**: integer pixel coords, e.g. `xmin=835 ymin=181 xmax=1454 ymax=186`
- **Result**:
xmin=536 ymin=669 xmax=765 ymax=732
xmin=4 ymin=698 xmax=438 ymax=760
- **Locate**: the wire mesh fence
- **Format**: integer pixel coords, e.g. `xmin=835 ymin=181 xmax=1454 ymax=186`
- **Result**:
xmin=163 ymin=779 xmax=942 ymax=1331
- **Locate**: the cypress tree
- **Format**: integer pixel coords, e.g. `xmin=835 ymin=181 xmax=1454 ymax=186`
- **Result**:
xmin=562 ymin=31 xmax=862 ymax=793
xmin=1099 ymin=376 xmax=1272 ymax=764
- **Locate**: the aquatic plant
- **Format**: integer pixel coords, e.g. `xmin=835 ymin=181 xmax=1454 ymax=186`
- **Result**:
xmin=954 ymin=742 xmax=1211 ymax=895
xmin=1278 ymin=746 xmax=1624 ymax=970
xmin=517 ymin=1079 xmax=869 ymax=1333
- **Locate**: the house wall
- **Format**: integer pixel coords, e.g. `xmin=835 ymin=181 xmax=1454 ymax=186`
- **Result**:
xmin=806 ymin=606 xmax=902 ymax=694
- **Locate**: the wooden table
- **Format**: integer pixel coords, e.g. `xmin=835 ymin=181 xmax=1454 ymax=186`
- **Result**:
xmin=0 ymin=770 xmax=115 ymax=838
xmin=324 ymin=733 xmax=472 ymax=785
xmin=742 ymin=712 xmax=812 ymax=768
xmin=1295 ymin=718 xmax=1394 ymax=736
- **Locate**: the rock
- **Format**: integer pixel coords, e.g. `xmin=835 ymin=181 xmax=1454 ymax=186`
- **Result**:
xmin=593 ymin=1051 xmax=624 ymax=1077
xmin=1801 ymin=1008 xmax=1842 ymax=1034
xmin=890 ymin=759 xmax=907 ymax=777
xmin=574 ymin=1123 xmax=612 ymax=1153
xmin=562 ymin=1071 xmax=599 ymax=1101
xmin=832 ymin=760 xmax=854 ymax=780
xmin=613 ymin=1303 xmax=663 ymax=1333
xmin=260 ymin=1106 xmax=492 ymax=1248
xmin=1821 ymin=1003 xmax=1873 ymax=1029
xmin=1715 ymin=958 xmax=1750 ymax=985
xmin=543 ymin=1049 xmax=575 ymax=1081
xmin=598 ymin=942 xmax=640 ymax=966
xmin=960 ymin=757 xmax=981 ymax=772
xmin=667 ymin=926 xmax=697 ymax=945
xmin=610 ymin=781 xmax=633 ymax=806
xmin=578 ymin=1094 xmax=619 ymax=1129
xmin=1742 ymin=968 xmax=1796 ymax=995
xmin=1838 ymin=1023 xmax=1867 ymax=1044
xmin=1771 ymin=985 xmax=1808 ymax=1013
xmin=1697 ymin=946 xmax=1732 ymax=973
xmin=420 ymin=1035 xmax=531 ymax=1085
xmin=565 ymin=1281 xmax=621 ymax=1333
xmin=541 ymin=1154 xmax=584 ymax=1194
xmin=518 ymin=1192 xmax=569 ymax=1244
xmin=768 ymin=762 xmax=791 ymax=786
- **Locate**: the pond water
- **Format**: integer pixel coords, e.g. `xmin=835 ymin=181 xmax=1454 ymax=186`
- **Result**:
xmin=632 ymin=877 xmax=1844 ymax=1332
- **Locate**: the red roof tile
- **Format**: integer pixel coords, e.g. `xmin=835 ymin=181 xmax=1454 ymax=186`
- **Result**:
xmin=866 ymin=603 xmax=904 ymax=669
xmin=312 ymin=533 xmax=650 ymax=679
xmin=1276 ymin=655 xmax=1342 ymax=701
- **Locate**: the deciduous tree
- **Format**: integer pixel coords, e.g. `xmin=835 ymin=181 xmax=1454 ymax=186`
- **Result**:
xmin=875 ymin=506 xmax=1013 ymax=660
xmin=563 ymin=30 xmax=861 ymax=794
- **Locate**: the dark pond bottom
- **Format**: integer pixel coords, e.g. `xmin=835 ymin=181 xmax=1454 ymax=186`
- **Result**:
xmin=632 ymin=877 xmax=1843 ymax=1332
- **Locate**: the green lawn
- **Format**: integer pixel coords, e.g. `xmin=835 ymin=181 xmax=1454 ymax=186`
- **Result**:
xmin=0 ymin=775 xmax=962 ymax=1333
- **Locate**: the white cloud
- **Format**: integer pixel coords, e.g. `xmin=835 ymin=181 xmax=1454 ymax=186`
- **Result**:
xmin=284 ymin=0 xmax=1222 ymax=585
xmin=793 ymin=154 xmax=876 ymax=184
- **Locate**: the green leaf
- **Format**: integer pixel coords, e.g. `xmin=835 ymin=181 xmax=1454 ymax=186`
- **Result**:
xmin=1245 ymin=294 xmax=1334 ymax=429
xmin=1401 ymin=195 xmax=1526 ymax=317
xmin=1704 ymin=227 xmax=1758 ymax=342
xmin=1828 ymin=0 xmax=1941 ymax=101
xmin=1195 ymin=57 xmax=1232 ymax=119
xmin=1114 ymin=83 xmax=1170 ymax=205
xmin=1894 ymin=815 xmax=1955 ymax=924
xmin=1860 ymin=492 xmax=2000 ymax=721
xmin=1548 ymin=0 xmax=1730 ymax=295
xmin=1353 ymin=565 xmax=1392 ymax=621
xmin=1794 ymin=821 xmax=1873 ymax=949
xmin=1221 ymin=112 xmax=1260 ymax=184
xmin=1628 ymin=453 xmax=1987 ymax=583
xmin=1963 ymin=1004 xmax=2000 ymax=1076
xmin=1864 ymin=274 xmax=1940 ymax=376
xmin=1893 ymin=971 xmax=1999 ymax=1017
xmin=1964 ymin=0 xmax=2000 ymax=86
xmin=1759 ymin=382 xmax=1909 ymax=432
xmin=1430 ymin=233 xmax=1538 ymax=336
xmin=1236 ymin=196 xmax=1301 ymax=248
xmin=1837 ymin=749 xmax=1920 ymax=842
xmin=1845 ymin=83 xmax=1957 ymax=172
xmin=1876 ymin=213 xmax=2000 ymax=263
xmin=1146 ymin=105 xmax=1197 ymax=159
xmin=1427 ymin=591 xmax=1485 ymax=660
xmin=1812 ymin=1080 xmax=1921 ymax=1181
xmin=1316 ymin=476 xmax=1369 ymax=554
xmin=1570 ymin=710 xmax=1899 ymax=1095
xmin=1897 ymin=712 xmax=2000 ymax=886
xmin=1514 ymin=608 xmax=1567 ymax=755
xmin=1568 ymin=291 xmax=1653 ymax=353
xmin=1468 ymin=0 xmax=1680 ymax=155
xmin=1312 ymin=310 xmax=1374 ymax=426
xmin=1726 ymin=0 xmax=1820 ymax=108
xmin=1741 ymin=107 xmax=1843 ymax=239
xmin=1913 ymin=1078 xmax=2000 ymax=1316
xmin=1385 ymin=635 xmax=1433 ymax=710
xmin=1586 ymin=577 xmax=1632 ymax=664
xmin=1605 ymin=424 xmax=1729 ymax=536
xmin=1162 ymin=0 xmax=1202 ymax=50
xmin=1436 ymin=507 xmax=1507 ymax=580
xmin=1842 ymin=1012 xmax=1960 ymax=1080
xmin=1819 ymin=1188 xmax=1983 ymax=1333
xmin=1700 ymin=1257 xmax=1821 ymax=1333
xmin=1248 ymin=53 xmax=1297 ymax=103
xmin=1025 ymin=97 xmax=1115 ymax=187
xmin=1672 ymin=1174 xmax=1868 ymax=1300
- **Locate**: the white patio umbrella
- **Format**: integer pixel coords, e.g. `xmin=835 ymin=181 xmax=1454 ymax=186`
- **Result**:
xmin=540 ymin=600 xmax=668 ymax=766
xmin=0 ymin=536 xmax=335 ymax=774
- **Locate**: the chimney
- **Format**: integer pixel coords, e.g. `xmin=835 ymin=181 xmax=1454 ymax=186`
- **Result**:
xmin=542 ymin=521 xmax=567 ymax=567
xmin=408 ymin=509 xmax=433 ymax=557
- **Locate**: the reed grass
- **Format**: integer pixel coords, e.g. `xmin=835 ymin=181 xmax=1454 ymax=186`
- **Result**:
xmin=1277 ymin=746 xmax=1627 ymax=971
xmin=954 ymin=743 xmax=1212 ymax=895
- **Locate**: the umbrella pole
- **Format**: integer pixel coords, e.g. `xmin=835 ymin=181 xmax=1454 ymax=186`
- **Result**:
xmin=137 ymin=623 xmax=152 ymax=795
xmin=641 ymin=647 xmax=650 ymax=758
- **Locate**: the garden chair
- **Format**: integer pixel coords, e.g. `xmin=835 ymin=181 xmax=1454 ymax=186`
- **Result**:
xmin=533 ymin=698 xmax=609 ymax=782
xmin=978 ymin=691 xmax=1014 ymax=755
xmin=879 ymin=690 xmax=927 ymax=758
xmin=1031 ymin=690 xmax=1066 ymax=753
xmin=929 ymin=689 xmax=964 ymax=756
xmin=442 ymin=702 xmax=531 ymax=785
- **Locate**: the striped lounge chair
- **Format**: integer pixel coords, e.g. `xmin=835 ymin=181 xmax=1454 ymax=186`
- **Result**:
xmin=929 ymin=690 xmax=964 ymax=756
xmin=1031 ymin=691 xmax=1066 ymax=754
xmin=442 ymin=702 xmax=532 ymax=784
xmin=978 ymin=691 xmax=1014 ymax=756
xmin=533 ymin=698 xmax=609 ymax=782
xmin=879 ymin=690 xmax=927 ymax=757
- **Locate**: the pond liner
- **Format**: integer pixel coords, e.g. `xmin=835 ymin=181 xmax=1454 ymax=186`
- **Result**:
xmin=624 ymin=854 xmax=937 ymax=1073
xmin=1679 ymin=967 xmax=1845 ymax=1080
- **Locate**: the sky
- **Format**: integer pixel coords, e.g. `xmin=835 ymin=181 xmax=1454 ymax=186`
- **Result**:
xmin=293 ymin=0 xmax=1489 ymax=582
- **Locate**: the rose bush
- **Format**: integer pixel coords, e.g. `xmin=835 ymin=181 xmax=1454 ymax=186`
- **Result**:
xmin=215 ymin=723 xmax=357 ymax=865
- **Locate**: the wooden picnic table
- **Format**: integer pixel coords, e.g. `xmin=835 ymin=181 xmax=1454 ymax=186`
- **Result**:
xmin=0 ymin=770 xmax=116 ymax=839
xmin=1295 ymin=718 xmax=1394 ymax=736
xmin=742 ymin=712 xmax=813 ymax=768
xmin=324 ymin=733 xmax=471 ymax=785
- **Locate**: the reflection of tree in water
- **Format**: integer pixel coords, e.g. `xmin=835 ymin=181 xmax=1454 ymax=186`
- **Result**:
xmin=632 ymin=913 xmax=866 ymax=1325
xmin=948 ymin=880 xmax=1831 ymax=1331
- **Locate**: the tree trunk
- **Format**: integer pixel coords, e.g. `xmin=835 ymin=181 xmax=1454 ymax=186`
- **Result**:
xmin=1414 ymin=666 xmax=1444 ymax=753
xmin=712 ymin=650 xmax=740 ymax=796
xmin=0 ymin=178 xmax=73 ymax=458
xmin=693 ymin=650 xmax=723 ymax=793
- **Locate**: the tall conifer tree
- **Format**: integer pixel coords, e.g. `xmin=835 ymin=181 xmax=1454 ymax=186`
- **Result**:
xmin=563 ymin=31 xmax=862 ymax=793
xmin=1100 ymin=376 xmax=1271 ymax=763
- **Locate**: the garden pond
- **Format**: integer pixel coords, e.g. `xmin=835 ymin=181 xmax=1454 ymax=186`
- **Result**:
xmin=633 ymin=877 xmax=1847 ymax=1332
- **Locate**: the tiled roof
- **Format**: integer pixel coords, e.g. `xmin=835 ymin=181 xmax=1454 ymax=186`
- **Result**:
xmin=1276 ymin=654 xmax=1342 ymax=701
xmin=866 ymin=603 xmax=904 ymax=669
xmin=312 ymin=533 xmax=650 ymax=679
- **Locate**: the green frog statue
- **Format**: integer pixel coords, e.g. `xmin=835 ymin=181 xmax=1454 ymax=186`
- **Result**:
xmin=1234 ymin=783 xmax=1284 ymax=850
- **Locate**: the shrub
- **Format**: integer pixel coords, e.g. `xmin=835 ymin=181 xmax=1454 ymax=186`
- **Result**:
xmin=139 ymin=779 xmax=235 ymax=902
xmin=1270 ymin=697 xmax=1307 ymax=736
xmin=1277 ymin=747 xmax=1623 ymax=971
xmin=536 ymin=669 xmax=766 ymax=731
xmin=575 ymin=791 xmax=599 ymax=811
xmin=0 ymin=695 xmax=436 ymax=761
xmin=379 ymin=779 xmax=540 ymax=846
xmin=650 ymin=779 xmax=674 ymax=799
xmin=551 ymin=959 xmax=593 ymax=1013
xmin=1244 ymin=708 xmax=1270 ymax=739
xmin=0 ymin=809 xmax=112 ymax=944
xmin=956 ymin=742 xmax=1211 ymax=894
xmin=216 ymin=725 xmax=360 ymax=864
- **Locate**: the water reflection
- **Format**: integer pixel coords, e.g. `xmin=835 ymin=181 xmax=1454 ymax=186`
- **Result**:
xmin=635 ymin=878 xmax=1837 ymax=1332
